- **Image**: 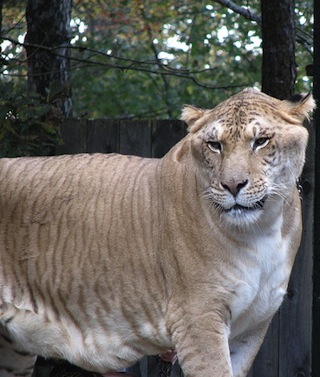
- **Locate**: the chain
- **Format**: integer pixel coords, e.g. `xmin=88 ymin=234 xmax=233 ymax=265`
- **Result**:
xmin=158 ymin=356 xmax=172 ymax=377
xmin=296 ymin=178 xmax=303 ymax=200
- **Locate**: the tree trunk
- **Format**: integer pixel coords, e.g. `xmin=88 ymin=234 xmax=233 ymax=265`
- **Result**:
xmin=0 ymin=0 xmax=3 ymax=56
xmin=0 ymin=0 xmax=3 ymax=37
xmin=25 ymin=0 xmax=72 ymax=117
xmin=261 ymin=0 xmax=296 ymax=99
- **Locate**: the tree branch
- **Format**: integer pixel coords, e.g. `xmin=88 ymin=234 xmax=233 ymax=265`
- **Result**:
xmin=1 ymin=36 xmax=248 ymax=91
xmin=139 ymin=5 xmax=174 ymax=118
xmin=214 ymin=0 xmax=261 ymax=24
xmin=214 ymin=0 xmax=313 ymax=54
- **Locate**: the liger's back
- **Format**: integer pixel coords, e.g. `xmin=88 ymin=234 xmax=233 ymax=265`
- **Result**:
xmin=0 ymin=153 xmax=164 ymax=301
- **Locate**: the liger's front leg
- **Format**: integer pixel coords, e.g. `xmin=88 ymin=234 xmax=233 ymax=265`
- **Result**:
xmin=171 ymin=310 xmax=233 ymax=377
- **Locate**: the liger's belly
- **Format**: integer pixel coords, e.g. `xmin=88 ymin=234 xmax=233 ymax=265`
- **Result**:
xmin=1 ymin=300 xmax=173 ymax=373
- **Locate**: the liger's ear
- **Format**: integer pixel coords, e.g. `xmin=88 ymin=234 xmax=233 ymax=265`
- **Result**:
xmin=180 ymin=105 xmax=206 ymax=133
xmin=279 ymin=93 xmax=316 ymax=122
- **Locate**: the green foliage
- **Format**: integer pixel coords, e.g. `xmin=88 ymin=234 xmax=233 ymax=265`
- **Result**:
xmin=1 ymin=0 xmax=314 ymax=122
xmin=0 ymin=81 xmax=62 ymax=157
xmin=69 ymin=1 xmax=262 ymax=118
xmin=295 ymin=0 xmax=313 ymax=93
xmin=69 ymin=0 xmax=312 ymax=119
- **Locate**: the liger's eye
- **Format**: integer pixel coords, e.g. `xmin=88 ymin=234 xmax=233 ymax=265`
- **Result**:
xmin=207 ymin=141 xmax=222 ymax=153
xmin=253 ymin=137 xmax=270 ymax=151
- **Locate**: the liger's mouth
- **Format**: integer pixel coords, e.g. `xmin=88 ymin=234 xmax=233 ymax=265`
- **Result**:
xmin=226 ymin=197 xmax=267 ymax=212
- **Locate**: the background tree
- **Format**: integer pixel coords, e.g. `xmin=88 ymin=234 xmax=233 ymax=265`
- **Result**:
xmin=69 ymin=0 xmax=312 ymax=117
xmin=0 ymin=0 xmax=2 ymax=46
xmin=261 ymin=0 xmax=296 ymax=98
xmin=0 ymin=1 xmax=65 ymax=157
xmin=70 ymin=0 xmax=263 ymax=118
xmin=0 ymin=1 xmax=313 ymax=121
xmin=25 ymin=0 xmax=73 ymax=117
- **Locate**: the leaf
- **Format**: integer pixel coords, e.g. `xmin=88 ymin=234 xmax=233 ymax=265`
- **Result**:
xmin=47 ymin=83 xmax=67 ymax=103
xmin=39 ymin=121 xmax=57 ymax=135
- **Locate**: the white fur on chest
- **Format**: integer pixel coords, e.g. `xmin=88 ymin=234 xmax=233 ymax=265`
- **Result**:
xmin=229 ymin=222 xmax=290 ymax=339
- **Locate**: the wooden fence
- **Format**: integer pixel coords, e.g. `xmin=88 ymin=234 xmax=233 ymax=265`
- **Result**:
xmin=42 ymin=118 xmax=314 ymax=377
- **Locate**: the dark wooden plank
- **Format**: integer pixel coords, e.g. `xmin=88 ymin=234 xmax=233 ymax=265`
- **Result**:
xmin=147 ymin=355 xmax=162 ymax=377
xmin=87 ymin=119 xmax=119 ymax=154
xmin=144 ymin=355 xmax=183 ymax=377
xmin=250 ymin=315 xmax=279 ymax=377
xmin=171 ymin=360 xmax=184 ymax=377
xmin=313 ymin=2 xmax=320 ymax=375
xmin=55 ymin=118 xmax=87 ymax=155
xmin=152 ymin=120 xmax=187 ymax=158
xmin=278 ymin=121 xmax=314 ymax=377
xmin=119 ymin=120 xmax=152 ymax=157
xmin=125 ymin=359 xmax=142 ymax=376
xmin=137 ymin=356 xmax=148 ymax=377
xmin=151 ymin=119 xmax=187 ymax=377
xmin=119 ymin=120 xmax=152 ymax=376
xmin=247 ymin=365 xmax=254 ymax=377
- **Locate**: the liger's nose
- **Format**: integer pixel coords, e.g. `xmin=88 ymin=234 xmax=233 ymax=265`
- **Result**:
xmin=221 ymin=179 xmax=248 ymax=197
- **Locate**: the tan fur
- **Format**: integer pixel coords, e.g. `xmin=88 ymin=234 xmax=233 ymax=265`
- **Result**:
xmin=0 ymin=89 xmax=315 ymax=376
